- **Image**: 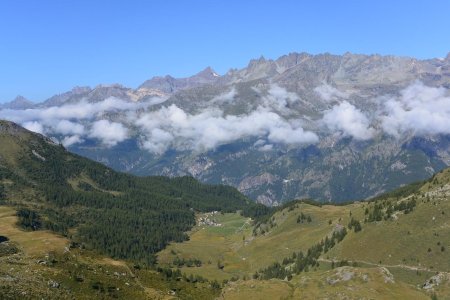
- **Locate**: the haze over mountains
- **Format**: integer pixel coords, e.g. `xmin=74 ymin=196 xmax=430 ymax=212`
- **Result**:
xmin=1 ymin=52 xmax=450 ymax=204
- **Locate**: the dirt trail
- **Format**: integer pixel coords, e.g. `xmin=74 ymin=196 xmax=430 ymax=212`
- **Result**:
xmin=318 ymin=258 xmax=450 ymax=274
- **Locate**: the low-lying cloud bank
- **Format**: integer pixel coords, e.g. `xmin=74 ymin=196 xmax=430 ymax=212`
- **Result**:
xmin=322 ymin=101 xmax=375 ymax=140
xmin=0 ymin=97 xmax=160 ymax=147
xmin=0 ymin=81 xmax=448 ymax=153
xmin=380 ymin=82 xmax=450 ymax=137
xmin=136 ymin=104 xmax=318 ymax=154
xmin=134 ymin=85 xmax=318 ymax=153
xmin=89 ymin=120 xmax=129 ymax=147
xmin=2 ymin=98 xmax=147 ymax=123
xmin=316 ymin=81 xmax=450 ymax=140
xmin=314 ymin=83 xmax=349 ymax=102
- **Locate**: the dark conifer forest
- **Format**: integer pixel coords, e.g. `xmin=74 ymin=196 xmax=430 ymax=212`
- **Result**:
xmin=0 ymin=122 xmax=258 ymax=265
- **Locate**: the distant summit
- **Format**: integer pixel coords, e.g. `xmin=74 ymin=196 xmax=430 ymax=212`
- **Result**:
xmin=37 ymin=86 xmax=92 ymax=107
xmin=195 ymin=66 xmax=220 ymax=79
xmin=139 ymin=66 xmax=220 ymax=93
xmin=0 ymin=95 xmax=34 ymax=110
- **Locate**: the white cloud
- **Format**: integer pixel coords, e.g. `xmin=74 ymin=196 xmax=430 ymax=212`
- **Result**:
xmin=3 ymin=81 xmax=448 ymax=153
xmin=61 ymin=135 xmax=84 ymax=147
xmin=263 ymin=84 xmax=300 ymax=112
xmin=136 ymin=104 xmax=318 ymax=154
xmin=268 ymin=125 xmax=318 ymax=144
xmin=210 ymin=88 xmax=237 ymax=103
xmin=140 ymin=128 xmax=174 ymax=154
xmin=89 ymin=120 xmax=128 ymax=147
xmin=258 ymin=144 xmax=273 ymax=151
xmin=314 ymin=84 xmax=348 ymax=102
xmin=253 ymin=139 xmax=266 ymax=147
xmin=0 ymin=97 xmax=160 ymax=124
xmin=22 ymin=121 xmax=44 ymax=134
xmin=0 ymin=96 xmax=165 ymax=147
xmin=54 ymin=120 xmax=85 ymax=135
xmin=322 ymin=101 xmax=376 ymax=140
xmin=380 ymin=81 xmax=450 ymax=137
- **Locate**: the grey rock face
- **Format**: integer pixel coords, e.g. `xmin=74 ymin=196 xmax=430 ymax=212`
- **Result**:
xmin=37 ymin=86 xmax=92 ymax=107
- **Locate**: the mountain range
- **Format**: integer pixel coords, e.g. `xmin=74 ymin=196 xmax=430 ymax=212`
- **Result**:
xmin=1 ymin=52 xmax=450 ymax=205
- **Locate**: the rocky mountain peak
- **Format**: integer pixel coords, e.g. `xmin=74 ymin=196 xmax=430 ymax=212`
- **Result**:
xmin=274 ymin=52 xmax=312 ymax=72
xmin=71 ymin=86 xmax=92 ymax=94
xmin=194 ymin=66 xmax=220 ymax=79
xmin=93 ymin=83 xmax=127 ymax=90
xmin=12 ymin=95 xmax=29 ymax=102
xmin=1 ymin=95 xmax=34 ymax=110
xmin=139 ymin=67 xmax=220 ymax=94
xmin=163 ymin=75 xmax=176 ymax=80
xmin=247 ymin=56 xmax=269 ymax=68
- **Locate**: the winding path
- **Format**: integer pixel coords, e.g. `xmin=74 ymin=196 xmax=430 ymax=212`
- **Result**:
xmin=318 ymin=258 xmax=450 ymax=274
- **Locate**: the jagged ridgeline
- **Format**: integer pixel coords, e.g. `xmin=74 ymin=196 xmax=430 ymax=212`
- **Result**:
xmin=0 ymin=120 xmax=256 ymax=265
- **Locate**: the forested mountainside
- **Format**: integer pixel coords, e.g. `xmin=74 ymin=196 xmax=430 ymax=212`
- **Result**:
xmin=0 ymin=120 xmax=258 ymax=265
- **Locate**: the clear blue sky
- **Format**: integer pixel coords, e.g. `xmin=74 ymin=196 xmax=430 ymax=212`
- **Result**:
xmin=1 ymin=0 xmax=449 ymax=103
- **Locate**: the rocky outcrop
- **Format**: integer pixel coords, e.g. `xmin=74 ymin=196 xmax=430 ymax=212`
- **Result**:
xmin=238 ymin=173 xmax=279 ymax=193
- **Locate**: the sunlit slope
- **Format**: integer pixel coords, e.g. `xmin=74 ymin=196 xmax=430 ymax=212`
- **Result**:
xmin=328 ymin=168 xmax=450 ymax=272
xmin=157 ymin=168 xmax=450 ymax=299
xmin=219 ymin=267 xmax=428 ymax=300
xmin=158 ymin=203 xmax=361 ymax=280
xmin=0 ymin=206 xmax=219 ymax=299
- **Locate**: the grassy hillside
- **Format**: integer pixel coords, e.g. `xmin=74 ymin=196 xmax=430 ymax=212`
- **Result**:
xmin=327 ymin=168 xmax=450 ymax=270
xmin=157 ymin=168 xmax=450 ymax=299
xmin=0 ymin=206 xmax=220 ymax=299
xmin=157 ymin=203 xmax=357 ymax=280
xmin=219 ymin=267 xmax=428 ymax=300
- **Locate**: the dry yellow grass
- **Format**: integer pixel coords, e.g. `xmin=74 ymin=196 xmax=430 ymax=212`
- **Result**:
xmin=219 ymin=267 xmax=428 ymax=300
xmin=0 ymin=134 xmax=25 ymax=167
xmin=67 ymin=173 xmax=122 ymax=196
xmin=219 ymin=279 xmax=292 ymax=300
xmin=158 ymin=213 xmax=254 ymax=281
xmin=0 ymin=206 xmax=68 ymax=256
xmin=98 ymin=257 xmax=129 ymax=267
xmin=327 ymin=180 xmax=450 ymax=272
